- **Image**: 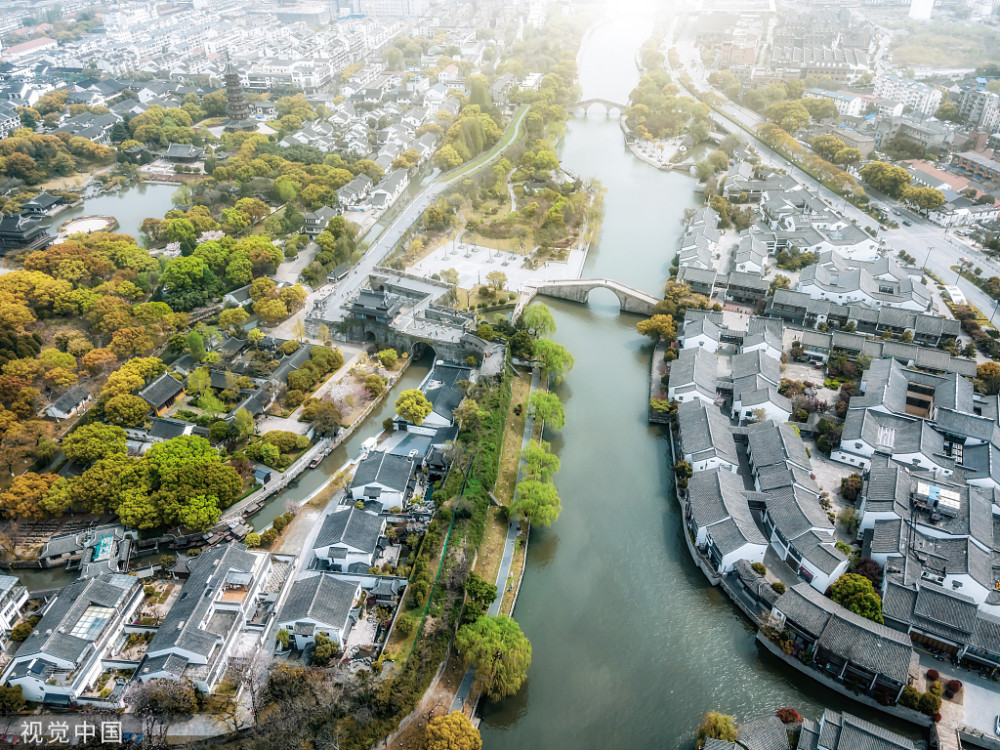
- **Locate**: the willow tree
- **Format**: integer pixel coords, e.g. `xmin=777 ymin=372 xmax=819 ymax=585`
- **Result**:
xmin=455 ymin=615 xmax=531 ymax=701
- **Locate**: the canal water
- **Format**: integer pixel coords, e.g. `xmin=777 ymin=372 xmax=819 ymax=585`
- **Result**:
xmin=244 ymin=354 xmax=433 ymax=530
xmin=478 ymin=14 xmax=879 ymax=749
xmin=42 ymin=182 xmax=179 ymax=240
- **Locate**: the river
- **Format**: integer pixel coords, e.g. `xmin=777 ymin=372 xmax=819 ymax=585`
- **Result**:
xmin=478 ymin=14 xmax=884 ymax=749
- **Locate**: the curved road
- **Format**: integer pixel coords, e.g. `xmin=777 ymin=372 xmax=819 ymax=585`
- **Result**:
xmin=309 ymin=106 xmax=529 ymax=322
xmin=672 ymin=19 xmax=1000 ymax=325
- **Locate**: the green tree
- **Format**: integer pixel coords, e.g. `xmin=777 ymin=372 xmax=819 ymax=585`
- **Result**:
xmin=859 ymin=161 xmax=912 ymax=198
xmin=104 ymin=394 xmax=150 ymax=427
xmin=523 ymin=441 xmax=560 ymax=482
xmin=454 ymin=615 xmax=532 ymax=701
xmin=395 ymin=389 xmax=433 ymax=425
xmin=978 ymin=362 xmax=1000 ymax=395
xmin=219 ymin=307 xmax=250 ymax=332
xmin=425 ymin=711 xmax=482 ymax=750
xmin=178 ymin=494 xmax=221 ymax=531
xmin=696 ymin=712 xmax=738 ymax=750
xmin=511 ymin=480 xmax=561 ymax=526
xmin=531 ymin=339 xmax=574 ymax=384
xmin=377 ymin=349 xmax=399 ymax=368
xmin=187 ymin=367 xmax=211 ymax=397
xmin=0 ymin=685 xmax=25 ymax=713
xmin=464 ymin=572 xmax=497 ymax=608
xmin=187 ymin=331 xmax=206 ymax=362
xmin=233 ymin=407 xmax=255 ymax=438
xmin=830 ymin=573 xmax=884 ymax=624
xmin=901 ymin=186 xmax=946 ymax=212
xmin=521 ymin=304 xmax=556 ymax=336
xmin=62 ymin=423 xmax=127 ymax=463
xmin=763 ymin=100 xmax=811 ymax=131
xmin=528 ymin=391 xmax=565 ymax=430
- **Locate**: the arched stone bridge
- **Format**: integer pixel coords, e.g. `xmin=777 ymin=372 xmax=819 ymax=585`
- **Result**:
xmin=515 ymin=278 xmax=659 ymax=319
xmin=569 ymin=98 xmax=627 ymax=116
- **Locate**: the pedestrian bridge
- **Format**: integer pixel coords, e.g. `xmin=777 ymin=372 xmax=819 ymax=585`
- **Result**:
xmin=569 ymin=98 xmax=628 ymax=116
xmin=515 ymin=278 xmax=659 ymax=318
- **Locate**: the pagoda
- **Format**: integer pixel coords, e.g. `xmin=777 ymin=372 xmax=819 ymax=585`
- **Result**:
xmin=222 ymin=53 xmax=256 ymax=133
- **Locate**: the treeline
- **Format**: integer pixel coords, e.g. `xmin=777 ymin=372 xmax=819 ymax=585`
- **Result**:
xmin=626 ymin=68 xmax=711 ymax=141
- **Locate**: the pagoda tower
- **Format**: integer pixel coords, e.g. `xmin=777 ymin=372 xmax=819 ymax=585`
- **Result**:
xmin=222 ymin=53 xmax=256 ymax=133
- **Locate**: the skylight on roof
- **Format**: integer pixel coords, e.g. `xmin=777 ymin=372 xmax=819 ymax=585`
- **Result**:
xmin=69 ymin=605 xmax=114 ymax=641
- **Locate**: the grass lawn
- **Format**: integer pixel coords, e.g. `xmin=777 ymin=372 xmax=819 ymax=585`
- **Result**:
xmin=473 ymin=508 xmax=508 ymax=591
xmin=472 ymin=369 xmax=531 ymax=593
xmin=495 ymin=372 xmax=531 ymax=503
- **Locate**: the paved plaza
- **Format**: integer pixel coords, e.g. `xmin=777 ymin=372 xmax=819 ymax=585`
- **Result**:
xmin=409 ymin=241 xmax=587 ymax=292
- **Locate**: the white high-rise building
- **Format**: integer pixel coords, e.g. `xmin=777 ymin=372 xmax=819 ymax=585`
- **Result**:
xmin=873 ymin=75 xmax=943 ymax=115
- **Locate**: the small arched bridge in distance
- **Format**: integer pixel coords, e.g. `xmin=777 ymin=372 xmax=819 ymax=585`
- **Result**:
xmin=569 ymin=98 xmax=627 ymax=116
xmin=515 ymin=278 xmax=659 ymax=319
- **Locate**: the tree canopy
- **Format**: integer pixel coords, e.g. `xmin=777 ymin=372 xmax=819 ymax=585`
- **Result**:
xmin=395 ymin=389 xmax=433 ymax=425
xmin=830 ymin=573 xmax=884 ymax=624
xmin=455 ymin=615 xmax=532 ymax=701
xmin=425 ymin=711 xmax=482 ymax=750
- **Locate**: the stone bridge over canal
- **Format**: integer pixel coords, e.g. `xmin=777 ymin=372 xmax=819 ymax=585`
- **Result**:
xmin=515 ymin=278 xmax=659 ymax=319
xmin=569 ymin=98 xmax=627 ymax=116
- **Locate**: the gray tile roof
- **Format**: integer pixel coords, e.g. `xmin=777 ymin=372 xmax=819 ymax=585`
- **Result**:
xmin=669 ymin=347 xmax=717 ymax=401
xmin=862 ymin=462 xmax=910 ymax=515
xmin=278 ymin=573 xmax=358 ymax=629
xmin=145 ymin=543 xmax=258 ymax=660
xmin=818 ymin=710 xmax=919 ymax=750
xmin=731 ymin=350 xmax=781 ymax=384
xmin=794 ymin=530 xmax=848 ymax=574
xmin=687 ymin=468 xmax=748 ymax=530
xmin=47 ymin=386 xmax=90 ymax=414
xmin=881 ymin=581 xmax=917 ymax=624
xmin=351 ymin=451 xmax=416 ymax=494
xmin=933 ymin=407 xmax=999 ymax=444
xmin=777 ymin=584 xmax=916 ymax=683
xmin=738 ymin=715 xmax=790 ymax=750
xmin=138 ymin=372 xmax=184 ymax=409
xmin=15 ymin=574 xmax=137 ymax=665
xmin=315 ymin=508 xmax=384 ymax=553
xmin=764 ymin=486 xmax=833 ymax=540
xmin=746 ymin=421 xmax=812 ymax=472
xmin=421 ymin=362 xmax=473 ymax=422
xmin=911 ymin=582 xmax=978 ymax=639
xmin=677 ymin=400 xmax=740 ymax=467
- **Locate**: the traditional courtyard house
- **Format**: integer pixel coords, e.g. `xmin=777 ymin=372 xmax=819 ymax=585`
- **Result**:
xmin=2 ymin=574 xmax=143 ymax=705
xmin=138 ymin=543 xmax=271 ymax=694
xmin=349 ymin=450 xmax=417 ymax=512
xmin=668 ymin=347 xmax=717 ymax=406
xmin=798 ymin=709 xmax=920 ymax=750
xmin=685 ymin=468 xmax=767 ymax=573
xmin=312 ymin=508 xmax=386 ymax=572
xmin=768 ymin=583 xmax=918 ymax=704
xmin=304 ymin=206 xmax=341 ymax=238
xmin=138 ymin=372 xmax=185 ymax=416
xmin=676 ymin=400 xmax=740 ymax=473
xmin=276 ymin=574 xmax=361 ymax=651
xmin=44 ymin=386 xmax=91 ymax=421
xmin=682 ymin=317 xmax=722 ymax=352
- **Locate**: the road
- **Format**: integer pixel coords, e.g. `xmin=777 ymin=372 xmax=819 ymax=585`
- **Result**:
xmin=302 ymin=106 xmax=530 ymax=327
xmin=672 ymin=17 xmax=1000 ymax=327
xmin=450 ymin=367 xmax=539 ymax=713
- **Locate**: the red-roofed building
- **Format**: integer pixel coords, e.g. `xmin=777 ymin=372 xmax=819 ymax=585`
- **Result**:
xmin=1 ymin=36 xmax=57 ymax=62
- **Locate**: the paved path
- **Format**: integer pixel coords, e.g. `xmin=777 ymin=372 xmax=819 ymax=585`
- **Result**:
xmin=309 ymin=106 xmax=529 ymax=325
xmin=672 ymin=19 xmax=1000 ymax=324
xmin=450 ymin=368 xmax=539 ymax=713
